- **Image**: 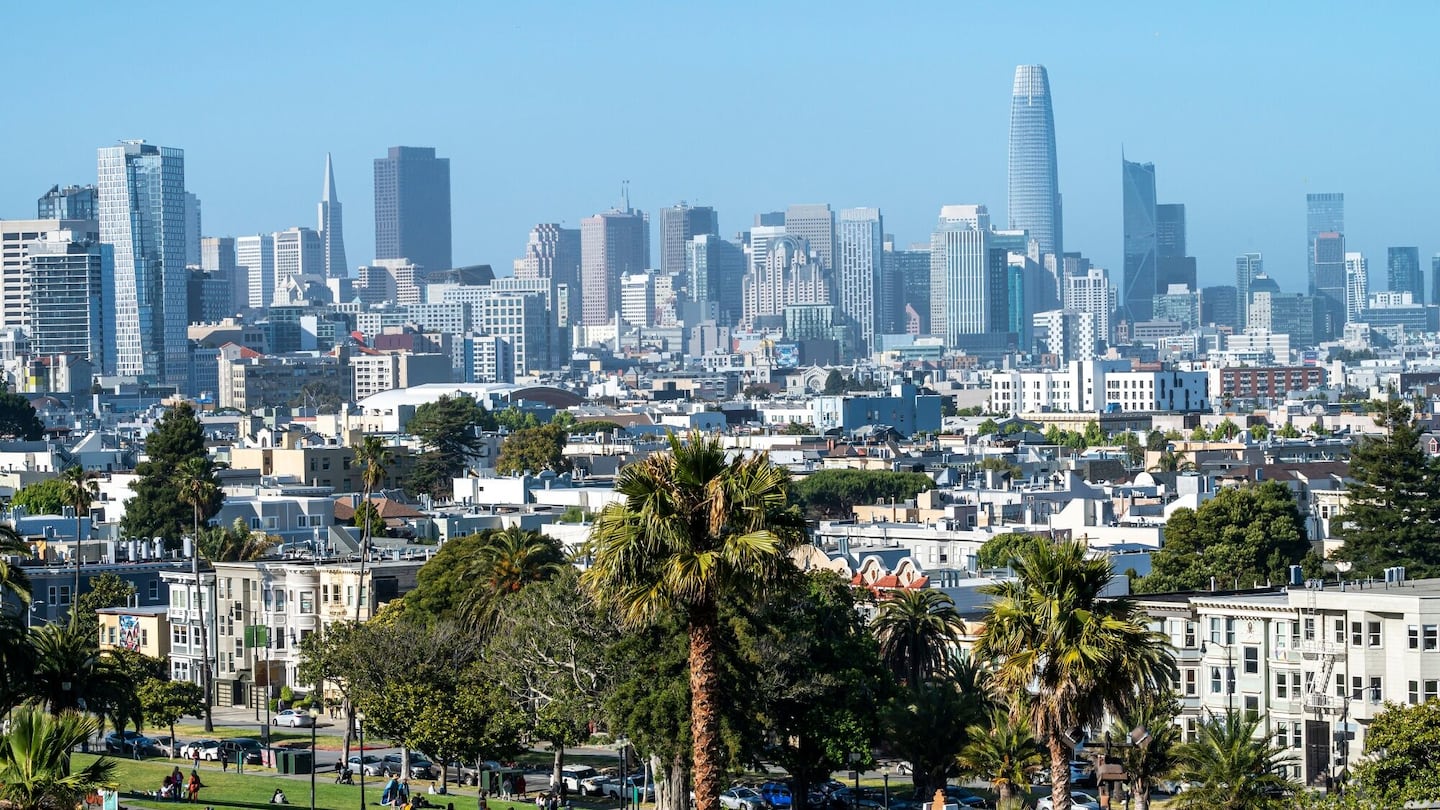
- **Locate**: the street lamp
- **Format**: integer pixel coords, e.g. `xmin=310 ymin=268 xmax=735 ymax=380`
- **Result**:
xmin=357 ymin=712 xmax=366 ymax=810
xmin=310 ymin=707 xmax=320 ymax=810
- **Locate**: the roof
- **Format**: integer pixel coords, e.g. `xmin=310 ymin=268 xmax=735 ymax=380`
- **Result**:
xmin=359 ymin=383 xmax=583 ymax=412
xmin=333 ymin=496 xmax=426 ymax=521
xmin=96 ymin=605 xmax=170 ymax=616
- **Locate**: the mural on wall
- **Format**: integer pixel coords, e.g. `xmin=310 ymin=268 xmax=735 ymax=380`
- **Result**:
xmin=118 ymin=615 xmax=142 ymax=651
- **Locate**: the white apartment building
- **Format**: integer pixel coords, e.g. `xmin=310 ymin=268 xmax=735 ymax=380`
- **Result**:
xmin=989 ymin=360 xmax=1208 ymax=415
xmin=1140 ymin=576 xmax=1440 ymax=788
xmin=0 ymin=219 xmax=99 ymax=330
xmin=1063 ymin=265 xmax=1113 ymax=344
xmin=1032 ymin=309 xmax=1097 ymax=362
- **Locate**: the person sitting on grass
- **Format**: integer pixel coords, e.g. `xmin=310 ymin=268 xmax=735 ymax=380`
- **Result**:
xmin=271 ymin=788 xmax=289 ymax=805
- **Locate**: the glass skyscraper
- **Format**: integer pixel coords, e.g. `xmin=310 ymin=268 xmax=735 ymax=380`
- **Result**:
xmin=1122 ymin=158 xmax=1158 ymax=323
xmin=837 ymin=207 xmax=884 ymax=351
xmin=97 ymin=141 xmax=189 ymax=385
xmin=1007 ymin=65 xmax=1062 ymax=257
xmin=374 ymin=146 xmax=452 ymax=273
xmin=1387 ymin=247 xmax=1422 ymax=303
xmin=1305 ymin=192 xmax=1344 ymax=296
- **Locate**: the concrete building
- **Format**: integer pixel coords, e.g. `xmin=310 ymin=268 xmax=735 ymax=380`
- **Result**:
xmin=989 ymin=360 xmax=1209 ymax=415
xmin=1344 ymin=252 xmax=1368 ymax=325
xmin=658 ymin=203 xmax=718 ymax=279
xmin=356 ymin=259 xmax=424 ymax=306
xmin=27 ymin=229 xmax=110 ymax=372
xmin=217 ymin=345 xmax=350 ymax=412
xmin=837 ymin=207 xmax=884 ymax=351
xmin=349 ymin=351 xmax=451 ymax=400
xmin=1032 ymin=309 xmax=1096 ymax=363
xmin=1236 ymin=253 xmax=1264 ymax=326
xmin=580 ymin=208 xmax=648 ymax=326
xmin=515 ymin=224 xmax=580 ymax=327
xmin=0 ymin=219 xmax=99 ymax=333
xmin=272 ymin=227 xmax=324 ymax=300
xmin=228 ymin=438 xmax=411 ymax=494
xmin=236 ymin=234 xmax=276 ymax=310
xmin=374 ymin=146 xmax=451 ymax=274
xmin=784 ymin=204 xmax=836 ymax=271
xmin=930 ymin=205 xmax=1008 ymax=346
xmin=811 ymin=383 xmax=942 ymax=438
xmin=98 ymin=604 xmax=170 ymax=659
xmin=1209 ymin=366 xmax=1327 ymax=402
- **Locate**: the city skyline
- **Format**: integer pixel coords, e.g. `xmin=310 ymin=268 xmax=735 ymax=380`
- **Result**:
xmin=2 ymin=4 xmax=1438 ymax=295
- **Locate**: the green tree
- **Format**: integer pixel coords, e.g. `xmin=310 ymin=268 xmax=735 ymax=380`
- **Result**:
xmin=1350 ymin=699 xmax=1440 ymax=806
xmin=871 ymin=589 xmax=965 ymax=687
xmin=494 ymin=406 xmax=542 ymax=432
xmin=1249 ymin=423 xmax=1270 ymax=441
xmin=0 ymin=525 xmax=34 ymax=606
xmin=1083 ymin=420 xmax=1105 ymax=446
xmin=1145 ymin=430 xmax=1168 ymax=451
xmin=957 ymin=710 xmax=1044 ymax=805
xmin=28 ymin=620 xmax=136 ymax=729
xmin=781 ymin=422 xmax=813 ymax=436
xmin=1211 ymin=419 xmax=1241 ymax=441
xmin=1170 ymin=712 xmax=1290 ymax=810
xmin=1190 ymin=426 xmax=1209 ymax=441
xmin=462 ymin=527 xmax=567 ymax=631
xmin=174 ymin=456 xmax=218 ymax=731
xmin=351 ymin=502 xmax=385 ymax=538
xmin=1277 ymin=422 xmax=1302 ymax=439
xmin=569 ymin=420 xmax=626 ymax=436
xmin=496 ymin=424 xmax=573 ymax=477
xmin=197 ymin=518 xmax=278 ymax=562
xmin=977 ymin=418 xmax=999 ymax=436
xmin=823 ymin=370 xmax=846 ymax=395
xmin=71 ymin=573 xmax=135 ymax=642
xmin=0 ymin=705 xmax=118 ymax=810
xmin=1122 ymin=431 xmax=1144 ymax=467
xmin=0 ymin=389 xmax=43 ymax=441
xmin=121 ymin=403 xmax=218 ymax=545
xmin=602 ymin=615 xmax=695 ymax=810
xmin=977 ymin=534 xmax=1041 ymax=570
xmin=11 ymin=478 xmax=71 ymax=516
xmin=884 ymin=657 xmax=991 ymax=796
xmin=582 ymin=433 xmax=807 ymax=810
xmin=404 ymin=394 xmax=493 ymax=495
xmin=1139 ymin=482 xmax=1310 ymax=593
xmin=1332 ymin=396 xmax=1440 ymax=577
xmin=791 ymin=469 xmax=934 ymax=520
xmin=0 ymin=614 xmax=36 ymax=713
xmin=975 ymin=541 xmax=1174 ymax=810
xmin=1107 ymin=693 xmax=1181 ymax=810
xmin=138 ymin=678 xmax=204 ymax=749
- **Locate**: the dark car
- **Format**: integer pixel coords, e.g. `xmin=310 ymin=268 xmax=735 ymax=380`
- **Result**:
xmin=217 ymin=738 xmax=264 ymax=765
xmin=103 ymin=731 xmax=157 ymax=756
xmin=382 ymin=753 xmax=435 ymax=779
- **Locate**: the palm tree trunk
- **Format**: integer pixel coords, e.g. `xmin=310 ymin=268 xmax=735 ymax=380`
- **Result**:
xmin=1047 ymin=737 xmax=1070 ymax=810
xmin=73 ymin=510 xmax=82 ymax=620
xmin=194 ymin=505 xmax=213 ymax=732
xmin=997 ymin=783 xmax=1013 ymax=804
xmin=689 ymin=604 xmax=723 ymax=810
xmin=1133 ymin=779 xmax=1150 ymax=810
xmin=353 ymin=487 xmax=371 ymax=625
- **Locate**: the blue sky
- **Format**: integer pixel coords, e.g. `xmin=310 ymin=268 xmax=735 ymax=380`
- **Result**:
xmin=3 ymin=2 xmax=1438 ymax=293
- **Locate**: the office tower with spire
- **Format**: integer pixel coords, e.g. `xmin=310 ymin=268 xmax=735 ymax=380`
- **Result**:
xmin=1121 ymin=158 xmax=1158 ymax=324
xmin=784 ymin=204 xmax=836 ymax=269
xmin=318 ymin=153 xmax=348 ymax=278
xmin=516 ymin=223 xmax=582 ymax=327
xmin=1008 ymin=64 xmax=1063 ymax=258
xmin=837 ymin=207 xmax=883 ymax=351
xmin=97 ymin=141 xmax=189 ymax=384
xmin=580 ymin=207 xmax=648 ymax=325
xmin=1306 ymin=193 xmax=1344 ymax=296
xmin=1235 ymin=252 xmax=1263 ymax=326
xmin=374 ymin=146 xmax=452 ymax=273
xmin=659 ymin=203 xmax=718 ymax=279
xmin=1388 ymin=247 xmax=1422 ymax=303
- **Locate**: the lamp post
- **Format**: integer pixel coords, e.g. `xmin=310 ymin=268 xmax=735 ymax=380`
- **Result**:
xmin=310 ymin=707 xmax=320 ymax=810
xmin=357 ymin=712 xmax=366 ymax=810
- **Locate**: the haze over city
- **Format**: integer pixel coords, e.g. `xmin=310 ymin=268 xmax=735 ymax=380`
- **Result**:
xmin=3 ymin=2 xmax=1439 ymax=292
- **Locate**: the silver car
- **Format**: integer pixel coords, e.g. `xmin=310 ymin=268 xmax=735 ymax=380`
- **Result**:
xmin=720 ymin=787 xmax=765 ymax=810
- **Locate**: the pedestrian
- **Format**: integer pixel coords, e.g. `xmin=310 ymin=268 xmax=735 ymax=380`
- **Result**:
xmin=192 ymin=749 xmax=201 ymax=770
xmin=187 ymin=770 xmax=204 ymax=803
xmin=222 ymin=754 xmax=229 ymax=773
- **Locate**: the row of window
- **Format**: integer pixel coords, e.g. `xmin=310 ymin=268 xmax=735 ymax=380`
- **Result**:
xmin=1192 ymin=616 xmax=1440 ymax=651
xmin=1186 ymin=665 xmax=1440 ymax=706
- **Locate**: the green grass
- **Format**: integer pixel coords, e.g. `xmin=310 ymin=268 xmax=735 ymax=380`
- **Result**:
xmin=164 ymin=721 xmax=374 ymax=752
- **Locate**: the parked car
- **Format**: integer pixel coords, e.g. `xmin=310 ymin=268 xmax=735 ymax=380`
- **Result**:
xmin=216 ymin=738 xmax=264 ymax=765
xmin=1038 ymin=792 xmax=1100 ymax=810
xmin=720 ymin=787 xmax=766 ymax=810
xmin=182 ymin=740 xmax=220 ymax=760
xmin=272 ymin=709 xmax=314 ymax=728
xmin=103 ymin=731 xmax=157 ymax=756
xmin=1068 ymin=760 xmax=1096 ymax=788
xmin=150 ymin=735 xmax=183 ymax=758
xmin=347 ymin=754 xmax=385 ymax=777
xmin=560 ymin=765 xmax=600 ymax=795
xmin=599 ymin=774 xmax=655 ymax=802
xmin=760 ymin=782 xmax=794 ymax=809
xmin=825 ymin=788 xmax=883 ymax=810
xmin=382 ymin=753 xmax=436 ymax=779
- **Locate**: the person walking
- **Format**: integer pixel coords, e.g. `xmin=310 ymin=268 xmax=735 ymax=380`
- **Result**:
xmin=187 ymin=770 xmax=204 ymax=803
xmin=192 ymin=748 xmax=201 ymax=771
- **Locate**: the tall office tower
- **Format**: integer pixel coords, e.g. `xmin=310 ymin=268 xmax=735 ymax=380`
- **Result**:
xmin=1156 ymin=203 xmax=1186 ymax=258
xmin=235 ymin=234 xmax=276 ymax=309
xmin=1121 ymin=158 xmax=1158 ymax=323
xmin=1200 ymin=285 xmax=1240 ymax=330
xmin=837 ymin=207 xmax=883 ymax=351
xmin=1306 ymin=193 xmax=1344 ymax=296
xmin=516 ymin=224 xmax=581 ymax=326
xmin=273 ymin=227 xmax=324 ymax=297
xmin=1312 ymin=232 xmax=1347 ymax=337
xmin=1388 ymin=247 xmax=1422 ymax=302
xmin=97 ymin=141 xmax=189 ymax=383
xmin=318 ymin=153 xmax=348 ymax=278
xmin=885 ymin=245 xmax=931 ymax=335
xmin=784 ymin=204 xmax=836 ymax=269
xmin=200 ymin=236 xmax=239 ymax=316
xmin=184 ymin=192 xmax=202 ymax=267
xmin=0 ymin=219 xmax=100 ymax=331
xmin=740 ymin=235 xmax=830 ymax=327
xmin=620 ymin=271 xmax=657 ymax=327
xmin=1007 ymin=65 xmax=1063 ymax=257
xmin=1344 ymin=252 xmax=1369 ymax=324
xmin=658 ymin=203 xmax=718 ymax=279
xmin=374 ymin=146 xmax=452 ymax=273
xmin=929 ymin=205 xmax=1007 ymax=346
xmin=1433 ymin=255 xmax=1440 ymax=309
xmin=1063 ymin=265 xmax=1114 ymax=346
xmin=685 ymin=234 xmax=746 ymax=326
xmin=746 ymin=224 xmax=788 ymax=279
xmin=579 ymin=208 xmax=649 ymax=325
xmin=27 ymin=230 xmax=110 ymax=371
xmin=1235 ymin=253 xmax=1263 ymax=325
xmin=37 ymin=185 xmax=98 ymax=220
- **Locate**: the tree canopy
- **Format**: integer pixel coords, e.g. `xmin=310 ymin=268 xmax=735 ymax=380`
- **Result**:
xmin=404 ymin=394 xmax=492 ymax=497
xmin=11 ymin=478 xmax=71 ymax=516
xmin=791 ymin=469 xmax=934 ymax=520
xmin=1139 ymin=481 xmax=1311 ymax=593
xmin=496 ymin=424 xmax=573 ymax=477
xmin=121 ymin=403 xmax=219 ymax=544
xmin=1351 ymin=699 xmax=1440 ymax=805
xmin=0 ymin=389 xmax=43 ymax=441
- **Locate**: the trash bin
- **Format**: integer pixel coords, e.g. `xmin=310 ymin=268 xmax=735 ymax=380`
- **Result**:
xmin=292 ymin=750 xmax=313 ymax=775
xmin=274 ymin=750 xmax=293 ymax=775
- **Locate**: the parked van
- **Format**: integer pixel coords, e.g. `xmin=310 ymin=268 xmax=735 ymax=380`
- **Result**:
xmin=561 ymin=765 xmax=600 ymax=794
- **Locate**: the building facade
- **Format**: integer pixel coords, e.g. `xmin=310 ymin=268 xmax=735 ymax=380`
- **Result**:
xmin=373 ymin=146 xmax=452 ymax=274
xmin=27 ymin=230 xmax=110 ymax=371
xmin=1007 ymin=64 xmax=1062 ymax=258
xmin=658 ymin=203 xmax=718 ymax=278
xmin=579 ymin=209 xmax=648 ymax=326
xmin=837 ymin=207 xmax=884 ymax=351
xmin=318 ymin=153 xmax=348 ymax=278
xmin=1121 ymin=158 xmax=1158 ymax=324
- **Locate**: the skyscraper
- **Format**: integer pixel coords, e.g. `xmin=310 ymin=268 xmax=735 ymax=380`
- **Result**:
xmin=374 ymin=146 xmax=452 ymax=273
xmin=579 ymin=209 xmax=648 ymax=325
xmin=28 ymin=230 xmax=110 ymax=372
xmin=685 ymin=234 xmax=746 ymax=326
xmin=658 ymin=203 xmax=718 ymax=278
xmin=784 ymin=204 xmax=836 ymax=269
xmin=930 ymin=205 xmax=1007 ymax=345
xmin=1313 ymin=231 xmax=1347 ymax=338
xmin=1306 ymin=193 xmax=1344 ymax=296
xmin=0 ymin=219 xmax=100 ymax=332
xmin=885 ymin=244 xmax=931 ymax=335
xmin=1063 ymin=265 xmax=1114 ymax=346
xmin=1122 ymin=158 xmax=1158 ymax=323
xmin=1344 ymin=252 xmax=1368 ymax=324
xmin=184 ymin=192 xmax=202 ymax=267
xmin=1007 ymin=65 xmax=1063 ymax=257
xmin=516 ymin=224 xmax=581 ymax=327
xmin=1156 ymin=203 xmax=1186 ymax=258
xmin=1387 ymin=247 xmax=1422 ymax=302
xmin=201 ymin=236 xmax=240 ymax=316
xmin=37 ymin=185 xmax=97 ymax=220
xmin=318 ymin=153 xmax=348 ymax=278
xmin=837 ymin=207 xmax=884 ymax=351
xmin=235 ymin=234 xmax=275 ymax=309
xmin=1235 ymin=253 xmax=1263 ymax=326
xmin=97 ymin=141 xmax=189 ymax=383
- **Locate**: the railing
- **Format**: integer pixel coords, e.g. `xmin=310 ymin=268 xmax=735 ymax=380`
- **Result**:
xmin=1302 ymin=691 xmax=1348 ymax=713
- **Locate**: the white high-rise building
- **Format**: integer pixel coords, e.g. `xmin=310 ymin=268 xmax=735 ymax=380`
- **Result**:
xmin=273 ymin=227 xmax=324 ymax=300
xmin=235 ymin=234 xmax=275 ymax=309
xmin=784 ymin=204 xmax=835 ymax=270
xmin=0 ymin=219 xmax=99 ymax=331
xmin=1344 ymin=252 xmax=1368 ymax=324
xmin=620 ymin=271 xmax=656 ymax=328
xmin=98 ymin=141 xmax=189 ymax=383
xmin=930 ymin=205 xmax=1004 ymax=345
xmin=1063 ymin=265 xmax=1114 ymax=346
xmin=318 ymin=153 xmax=348 ymax=278
xmin=837 ymin=207 xmax=884 ymax=351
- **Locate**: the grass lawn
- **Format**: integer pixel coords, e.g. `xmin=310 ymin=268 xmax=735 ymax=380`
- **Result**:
xmin=165 ymin=722 xmax=365 ymax=752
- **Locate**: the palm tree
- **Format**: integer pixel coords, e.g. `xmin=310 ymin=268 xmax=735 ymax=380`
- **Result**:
xmin=974 ymin=540 xmax=1174 ymax=810
xmin=0 ymin=523 xmax=34 ymax=605
xmin=352 ymin=436 xmax=392 ymax=624
xmin=464 ymin=527 xmax=566 ymax=630
xmin=871 ymin=589 xmax=966 ymax=687
xmin=0 ymin=613 xmax=35 ymax=713
xmin=1170 ymin=712 xmax=1291 ymax=810
xmin=59 ymin=466 xmax=98 ymax=615
xmin=1107 ymin=696 xmax=1180 ymax=810
xmin=582 ymin=432 xmax=806 ymax=810
xmin=198 ymin=518 xmax=279 ymax=562
xmin=0 ymin=704 xmax=118 ymax=810
xmin=174 ymin=456 xmax=218 ymax=732
xmin=958 ymin=710 xmax=1044 ymax=805
xmin=28 ymin=620 xmax=135 ymax=727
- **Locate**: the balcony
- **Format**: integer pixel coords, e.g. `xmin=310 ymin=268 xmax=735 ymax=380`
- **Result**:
xmin=1302 ymin=692 xmax=1348 ymax=714
xmin=1293 ymin=640 xmax=1346 ymax=660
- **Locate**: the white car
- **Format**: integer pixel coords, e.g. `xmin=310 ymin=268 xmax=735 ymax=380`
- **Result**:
xmin=720 ymin=787 xmax=765 ymax=810
xmin=272 ymin=709 xmax=315 ymax=728
xmin=1038 ymin=792 xmax=1101 ymax=810
xmin=181 ymin=740 xmax=220 ymax=760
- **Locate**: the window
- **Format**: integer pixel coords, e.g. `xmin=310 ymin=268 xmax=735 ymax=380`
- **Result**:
xmin=141 ymin=629 xmax=148 ymax=647
xmin=1409 ymin=625 xmax=1420 ymax=649
xmin=107 ymin=626 xmax=116 ymax=645
xmin=1244 ymin=647 xmax=1259 ymax=674
xmin=1369 ymin=621 xmax=1382 ymax=647
xmin=1333 ymin=618 xmax=1345 ymax=644
xmin=1425 ymin=625 xmax=1438 ymax=651
xmin=1410 ymin=680 xmax=1420 ymax=704
xmin=1352 ymin=676 xmax=1364 ymax=700
xmin=300 ymin=592 xmax=314 ymax=614
xmin=148 ymin=581 xmax=159 ymax=601
xmin=1292 ymin=722 xmax=1303 ymax=750
xmin=1335 ymin=673 xmax=1346 ymax=698
xmin=1351 ymin=621 xmax=1363 ymax=647
xmin=1291 ymin=672 xmax=1301 ymax=696
xmin=275 ymin=590 xmax=286 ymax=611
xmin=1244 ymin=694 xmax=1259 ymax=720
xmin=1427 ymin=681 xmax=1439 ymax=702
xmin=1371 ymin=677 xmax=1383 ymax=702
xmin=172 ymin=625 xmax=189 ymax=646
xmin=1276 ymin=726 xmax=1288 ymax=748
xmin=346 ymin=586 xmax=353 ymax=606
xmin=1274 ymin=621 xmax=1289 ymax=650
xmin=1185 ymin=669 xmax=1197 ymax=696
xmin=1304 ymin=617 xmax=1316 ymax=642
xmin=1184 ymin=621 xmax=1197 ymax=648
xmin=234 ymin=639 xmax=242 ymax=657
xmin=1210 ymin=618 xmax=1222 ymax=644
xmin=1226 ymin=618 xmax=1236 ymax=645
xmin=1275 ymin=672 xmax=1288 ymax=699
xmin=47 ymin=586 xmax=57 ymax=605
xmin=250 ymin=517 xmax=262 ymax=529
xmin=296 ymin=515 xmax=308 ymax=528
